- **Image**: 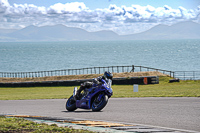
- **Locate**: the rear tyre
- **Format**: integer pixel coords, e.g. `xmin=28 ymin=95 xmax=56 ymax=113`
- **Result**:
xmin=92 ymin=94 xmax=108 ymax=111
xmin=66 ymin=95 xmax=77 ymax=111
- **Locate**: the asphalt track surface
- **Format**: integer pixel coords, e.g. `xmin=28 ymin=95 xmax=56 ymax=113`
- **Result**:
xmin=0 ymin=97 xmax=200 ymax=132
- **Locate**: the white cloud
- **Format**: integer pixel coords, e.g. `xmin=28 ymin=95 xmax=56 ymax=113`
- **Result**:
xmin=0 ymin=0 xmax=199 ymax=34
xmin=0 ymin=0 xmax=9 ymax=7
xmin=0 ymin=0 xmax=10 ymax=13
xmin=47 ymin=2 xmax=87 ymax=14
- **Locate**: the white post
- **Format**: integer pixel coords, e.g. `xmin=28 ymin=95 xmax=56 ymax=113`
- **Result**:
xmin=133 ymin=84 xmax=138 ymax=92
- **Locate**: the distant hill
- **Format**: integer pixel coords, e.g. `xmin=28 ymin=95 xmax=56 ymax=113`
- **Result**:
xmin=123 ymin=21 xmax=200 ymax=40
xmin=2 ymin=24 xmax=120 ymax=41
xmin=0 ymin=29 xmax=17 ymax=35
xmin=92 ymin=30 xmax=119 ymax=40
xmin=0 ymin=21 xmax=200 ymax=41
xmin=7 ymin=25 xmax=96 ymax=41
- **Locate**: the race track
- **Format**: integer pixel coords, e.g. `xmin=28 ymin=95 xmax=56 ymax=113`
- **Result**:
xmin=0 ymin=97 xmax=199 ymax=132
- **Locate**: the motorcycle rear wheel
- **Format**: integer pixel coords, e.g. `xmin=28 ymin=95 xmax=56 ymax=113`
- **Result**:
xmin=66 ymin=95 xmax=77 ymax=111
xmin=92 ymin=94 xmax=108 ymax=111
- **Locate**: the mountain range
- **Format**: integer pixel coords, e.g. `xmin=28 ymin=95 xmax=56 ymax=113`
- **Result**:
xmin=0 ymin=21 xmax=200 ymax=41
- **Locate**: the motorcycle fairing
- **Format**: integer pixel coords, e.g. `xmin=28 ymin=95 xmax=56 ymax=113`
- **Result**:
xmin=76 ymin=79 xmax=112 ymax=109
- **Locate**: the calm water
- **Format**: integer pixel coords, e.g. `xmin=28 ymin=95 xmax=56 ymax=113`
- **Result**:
xmin=0 ymin=40 xmax=200 ymax=72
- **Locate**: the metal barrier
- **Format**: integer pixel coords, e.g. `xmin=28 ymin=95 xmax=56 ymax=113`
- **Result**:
xmin=174 ymin=71 xmax=200 ymax=80
xmin=1 ymin=65 xmax=199 ymax=80
xmin=0 ymin=65 xmax=174 ymax=78
xmin=132 ymin=65 xmax=174 ymax=78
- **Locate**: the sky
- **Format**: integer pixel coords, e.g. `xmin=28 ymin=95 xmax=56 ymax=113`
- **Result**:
xmin=0 ymin=0 xmax=200 ymax=35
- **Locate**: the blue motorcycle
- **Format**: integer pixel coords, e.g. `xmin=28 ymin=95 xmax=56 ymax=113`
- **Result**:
xmin=66 ymin=78 xmax=113 ymax=111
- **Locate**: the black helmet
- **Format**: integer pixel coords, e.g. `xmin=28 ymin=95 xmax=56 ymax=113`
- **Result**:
xmin=104 ymin=71 xmax=113 ymax=79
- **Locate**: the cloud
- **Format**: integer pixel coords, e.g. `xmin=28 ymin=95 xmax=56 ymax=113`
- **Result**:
xmin=47 ymin=2 xmax=87 ymax=14
xmin=0 ymin=0 xmax=10 ymax=13
xmin=0 ymin=0 xmax=200 ymax=34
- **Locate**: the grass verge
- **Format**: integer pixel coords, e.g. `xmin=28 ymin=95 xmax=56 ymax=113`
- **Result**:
xmin=0 ymin=116 xmax=94 ymax=133
xmin=113 ymin=77 xmax=200 ymax=97
xmin=0 ymin=77 xmax=200 ymax=100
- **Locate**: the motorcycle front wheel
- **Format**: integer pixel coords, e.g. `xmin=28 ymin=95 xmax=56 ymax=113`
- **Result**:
xmin=66 ymin=95 xmax=77 ymax=111
xmin=92 ymin=94 xmax=108 ymax=111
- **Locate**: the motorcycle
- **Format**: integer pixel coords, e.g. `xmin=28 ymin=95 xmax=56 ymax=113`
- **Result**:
xmin=66 ymin=78 xmax=113 ymax=111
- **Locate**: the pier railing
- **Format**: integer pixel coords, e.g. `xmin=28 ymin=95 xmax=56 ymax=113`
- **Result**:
xmin=0 ymin=65 xmax=174 ymax=78
xmin=174 ymin=71 xmax=200 ymax=80
xmin=1 ymin=65 xmax=199 ymax=80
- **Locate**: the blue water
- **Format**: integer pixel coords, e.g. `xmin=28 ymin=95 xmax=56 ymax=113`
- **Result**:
xmin=0 ymin=40 xmax=200 ymax=72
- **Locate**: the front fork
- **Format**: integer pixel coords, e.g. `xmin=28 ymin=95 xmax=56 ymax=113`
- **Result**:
xmin=73 ymin=87 xmax=78 ymax=100
xmin=73 ymin=87 xmax=77 ymax=96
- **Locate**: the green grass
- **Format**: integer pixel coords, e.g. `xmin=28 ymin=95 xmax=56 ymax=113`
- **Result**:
xmin=0 ymin=77 xmax=200 ymax=100
xmin=113 ymin=79 xmax=200 ymax=97
xmin=0 ymin=116 xmax=94 ymax=133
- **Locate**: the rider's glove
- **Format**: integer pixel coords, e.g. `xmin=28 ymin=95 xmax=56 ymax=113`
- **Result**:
xmin=97 ymin=76 xmax=103 ymax=82
xmin=93 ymin=77 xmax=103 ymax=85
xmin=93 ymin=78 xmax=99 ymax=84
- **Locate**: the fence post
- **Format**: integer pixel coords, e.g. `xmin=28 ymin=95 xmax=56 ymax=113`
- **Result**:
xmin=193 ymin=71 xmax=195 ymax=80
xmin=184 ymin=72 xmax=185 ymax=80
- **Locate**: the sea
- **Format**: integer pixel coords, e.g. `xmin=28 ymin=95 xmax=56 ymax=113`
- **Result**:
xmin=0 ymin=39 xmax=200 ymax=72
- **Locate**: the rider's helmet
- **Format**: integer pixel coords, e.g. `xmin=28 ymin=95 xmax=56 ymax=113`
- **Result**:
xmin=104 ymin=71 xmax=113 ymax=80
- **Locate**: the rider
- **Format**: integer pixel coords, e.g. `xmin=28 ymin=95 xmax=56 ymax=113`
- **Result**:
xmin=74 ymin=71 xmax=113 ymax=100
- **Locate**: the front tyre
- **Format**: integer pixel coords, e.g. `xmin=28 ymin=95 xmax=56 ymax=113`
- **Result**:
xmin=66 ymin=95 xmax=77 ymax=111
xmin=92 ymin=94 xmax=108 ymax=111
